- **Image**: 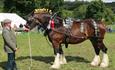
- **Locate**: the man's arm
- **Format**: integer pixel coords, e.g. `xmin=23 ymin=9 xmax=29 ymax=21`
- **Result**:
xmin=2 ymin=30 xmax=17 ymax=51
xmin=15 ymin=28 xmax=30 ymax=32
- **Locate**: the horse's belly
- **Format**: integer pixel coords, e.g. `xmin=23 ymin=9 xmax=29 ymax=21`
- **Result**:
xmin=68 ymin=36 xmax=86 ymax=44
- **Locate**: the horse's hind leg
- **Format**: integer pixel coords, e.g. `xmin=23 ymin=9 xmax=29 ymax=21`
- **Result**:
xmin=90 ymin=38 xmax=101 ymax=66
xmin=59 ymin=45 xmax=67 ymax=64
xmin=90 ymin=38 xmax=109 ymax=67
xmin=99 ymin=40 xmax=109 ymax=67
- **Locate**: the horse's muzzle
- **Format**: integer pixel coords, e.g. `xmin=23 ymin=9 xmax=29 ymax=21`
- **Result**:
xmin=24 ymin=24 xmax=30 ymax=29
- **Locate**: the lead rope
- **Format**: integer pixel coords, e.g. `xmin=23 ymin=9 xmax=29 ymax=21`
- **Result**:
xmin=28 ymin=32 xmax=32 ymax=70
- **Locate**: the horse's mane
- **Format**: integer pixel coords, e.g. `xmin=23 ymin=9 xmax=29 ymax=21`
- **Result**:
xmin=34 ymin=8 xmax=52 ymax=14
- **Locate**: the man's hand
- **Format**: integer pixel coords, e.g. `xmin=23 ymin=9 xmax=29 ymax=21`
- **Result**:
xmin=14 ymin=48 xmax=18 ymax=51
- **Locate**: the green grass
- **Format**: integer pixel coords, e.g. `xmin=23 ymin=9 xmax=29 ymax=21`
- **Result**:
xmin=0 ymin=32 xmax=115 ymax=70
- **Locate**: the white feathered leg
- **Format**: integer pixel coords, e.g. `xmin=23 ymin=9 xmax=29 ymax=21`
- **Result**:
xmin=50 ymin=53 xmax=60 ymax=69
xmin=100 ymin=53 xmax=109 ymax=67
xmin=59 ymin=54 xmax=67 ymax=64
xmin=91 ymin=55 xmax=100 ymax=66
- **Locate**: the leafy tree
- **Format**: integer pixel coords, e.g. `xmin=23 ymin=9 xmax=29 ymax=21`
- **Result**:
xmin=0 ymin=0 xmax=4 ymax=12
xmin=3 ymin=0 xmax=114 ymax=24
xmin=3 ymin=0 xmax=16 ymax=12
xmin=62 ymin=9 xmax=73 ymax=18
xmin=3 ymin=0 xmax=64 ymax=17
xmin=85 ymin=0 xmax=115 ymax=24
xmin=35 ymin=0 xmax=49 ymax=9
xmin=3 ymin=0 xmax=35 ymax=17
xmin=40 ymin=0 xmax=46 ymax=8
xmin=73 ymin=5 xmax=87 ymax=19
xmin=48 ymin=0 xmax=64 ymax=17
xmin=104 ymin=8 xmax=115 ymax=24
xmin=48 ymin=0 xmax=64 ymax=12
xmin=85 ymin=0 xmax=105 ymax=20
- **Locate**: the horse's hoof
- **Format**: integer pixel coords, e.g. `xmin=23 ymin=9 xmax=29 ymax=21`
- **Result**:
xmin=100 ymin=53 xmax=109 ymax=68
xmin=50 ymin=65 xmax=60 ymax=69
xmin=100 ymin=63 xmax=108 ymax=68
xmin=90 ymin=61 xmax=99 ymax=66
xmin=60 ymin=61 xmax=67 ymax=64
xmin=91 ymin=55 xmax=100 ymax=67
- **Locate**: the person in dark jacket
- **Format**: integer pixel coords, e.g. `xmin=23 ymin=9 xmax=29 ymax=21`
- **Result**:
xmin=2 ymin=19 xmax=18 ymax=70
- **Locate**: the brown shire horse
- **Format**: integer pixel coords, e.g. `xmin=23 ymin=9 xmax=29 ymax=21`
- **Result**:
xmin=25 ymin=9 xmax=109 ymax=69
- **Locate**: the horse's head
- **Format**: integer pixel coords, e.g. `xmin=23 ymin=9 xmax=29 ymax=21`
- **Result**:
xmin=25 ymin=8 xmax=52 ymax=30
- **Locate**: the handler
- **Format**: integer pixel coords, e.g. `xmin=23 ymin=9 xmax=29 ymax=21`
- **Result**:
xmin=2 ymin=19 xmax=18 ymax=70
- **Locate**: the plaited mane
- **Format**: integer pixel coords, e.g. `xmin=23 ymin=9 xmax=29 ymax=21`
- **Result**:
xmin=34 ymin=8 xmax=52 ymax=14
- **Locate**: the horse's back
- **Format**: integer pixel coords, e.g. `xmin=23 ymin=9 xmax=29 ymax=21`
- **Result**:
xmin=71 ymin=19 xmax=106 ymax=38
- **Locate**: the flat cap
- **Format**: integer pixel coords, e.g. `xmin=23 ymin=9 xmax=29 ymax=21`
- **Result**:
xmin=3 ymin=19 xmax=11 ymax=24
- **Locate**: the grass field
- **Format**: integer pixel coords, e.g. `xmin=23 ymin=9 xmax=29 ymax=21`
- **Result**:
xmin=0 ymin=32 xmax=115 ymax=70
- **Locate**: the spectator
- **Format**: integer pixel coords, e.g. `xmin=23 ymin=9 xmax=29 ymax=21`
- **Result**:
xmin=2 ymin=19 xmax=18 ymax=70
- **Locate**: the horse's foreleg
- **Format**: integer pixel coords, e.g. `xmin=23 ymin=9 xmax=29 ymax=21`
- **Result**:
xmin=50 ymin=42 xmax=61 ymax=69
xmin=59 ymin=45 xmax=67 ymax=64
xmin=90 ymin=38 xmax=101 ymax=66
xmin=99 ymin=42 xmax=109 ymax=67
xmin=60 ymin=54 xmax=67 ymax=64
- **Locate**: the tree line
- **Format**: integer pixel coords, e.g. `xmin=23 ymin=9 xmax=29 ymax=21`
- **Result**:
xmin=1 ymin=0 xmax=115 ymax=24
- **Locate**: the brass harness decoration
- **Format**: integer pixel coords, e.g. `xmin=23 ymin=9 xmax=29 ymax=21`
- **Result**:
xmin=34 ymin=8 xmax=52 ymax=14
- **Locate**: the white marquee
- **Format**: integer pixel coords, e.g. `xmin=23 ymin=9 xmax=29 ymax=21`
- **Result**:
xmin=0 ymin=13 xmax=26 ymax=28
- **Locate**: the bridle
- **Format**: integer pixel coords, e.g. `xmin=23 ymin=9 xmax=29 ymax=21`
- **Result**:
xmin=31 ymin=12 xmax=61 ymax=30
xmin=26 ymin=11 xmax=64 ymax=35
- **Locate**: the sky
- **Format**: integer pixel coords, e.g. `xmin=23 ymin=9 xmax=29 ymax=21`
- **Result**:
xmin=64 ymin=0 xmax=115 ymax=3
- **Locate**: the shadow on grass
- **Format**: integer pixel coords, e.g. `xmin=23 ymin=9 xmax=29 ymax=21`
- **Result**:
xmin=0 ymin=61 xmax=6 ymax=70
xmin=16 ymin=55 xmax=90 ymax=64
